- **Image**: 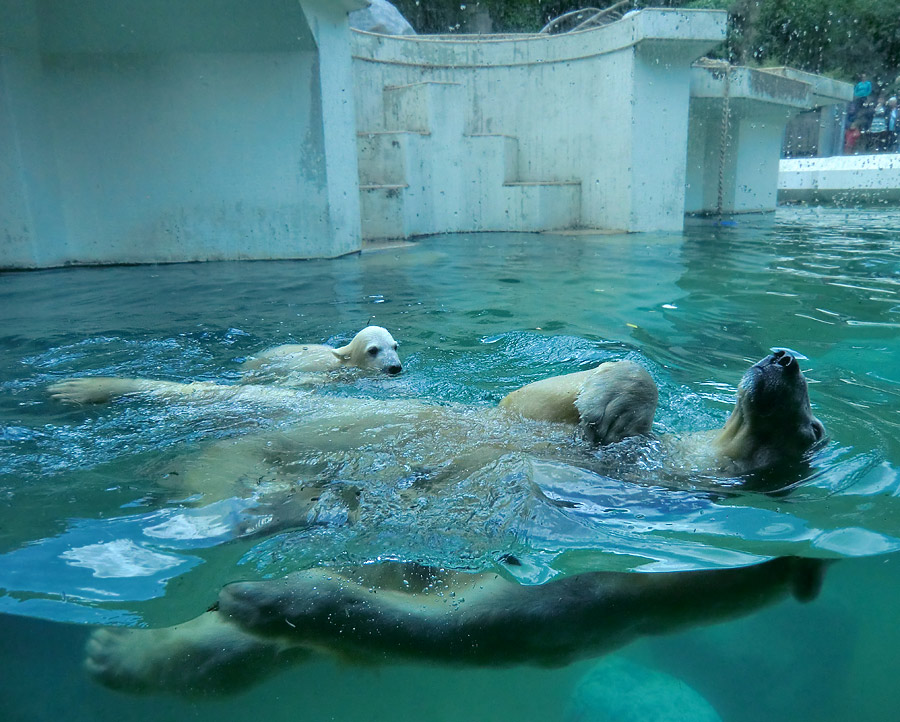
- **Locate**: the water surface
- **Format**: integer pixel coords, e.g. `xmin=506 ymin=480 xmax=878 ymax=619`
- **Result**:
xmin=2 ymin=207 xmax=900 ymax=720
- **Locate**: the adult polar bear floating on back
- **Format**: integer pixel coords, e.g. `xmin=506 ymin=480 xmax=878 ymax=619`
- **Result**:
xmin=47 ymin=358 xmax=658 ymax=506
xmin=49 ymin=348 xmax=828 ymax=695
xmin=49 ymin=359 xmax=658 ymax=449
xmin=241 ymin=325 xmax=402 ymax=382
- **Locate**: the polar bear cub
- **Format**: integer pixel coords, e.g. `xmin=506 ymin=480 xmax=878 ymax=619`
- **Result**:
xmin=241 ymin=326 xmax=401 ymax=380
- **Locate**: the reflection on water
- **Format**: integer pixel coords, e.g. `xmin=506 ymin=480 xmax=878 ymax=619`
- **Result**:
xmin=2 ymin=208 xmax=900 ymax=720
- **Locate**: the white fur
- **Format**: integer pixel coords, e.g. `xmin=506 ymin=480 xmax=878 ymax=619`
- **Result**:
xmin=51 ymin=352 xmax=826 ymax=695
xmin=241 ymin=326 xmax=401 ymax=380
xmin=499 ymin=360 xmax=658 ymax=444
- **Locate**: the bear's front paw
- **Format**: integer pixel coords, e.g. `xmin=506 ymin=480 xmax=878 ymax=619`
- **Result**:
xmin=218 ymin=570 xmax=359 ymax=637
xmin=575 ymin=362 xmax=658 ymax=445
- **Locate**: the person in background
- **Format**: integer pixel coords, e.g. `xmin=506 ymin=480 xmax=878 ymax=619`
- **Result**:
xmin=854 ymin=73 xmax=873 ymax=103
xmin=848 ymin=73 xmax=873 ymax=124
xmin=854 ymin=92 xmax=877 ymax=152
xmin=869 ymin=96 xmax=889 ymax=152
xmin=844 ymin=118 xmax=862 ymax=155
xmin=887 ymin=97 xmax=898 ymax=152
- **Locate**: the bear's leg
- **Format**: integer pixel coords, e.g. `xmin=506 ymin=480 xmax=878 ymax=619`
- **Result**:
xmin=84 ymin=610 xmax=308 ymax=695
xmin=216 ymin=559 xmax=825 ymax=667
xmin=215 ymin=566 xmax=482 ymax=661
xmin=48 ymin=377 xmax=244 ymax=404
xmin=47 ymin=377 xmax=159 ymax=404
xmin=49 ymin=376 xmax=314 ymax=408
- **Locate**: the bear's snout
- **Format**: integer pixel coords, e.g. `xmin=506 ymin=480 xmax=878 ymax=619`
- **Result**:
xmin=386 ymin=364 xmax=402 ymax=375
xmin=754 ymin=349 xmax=800 ymax=377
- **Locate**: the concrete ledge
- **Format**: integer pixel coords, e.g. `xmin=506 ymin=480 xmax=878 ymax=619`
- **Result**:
xmin=1 ymin=0 xmax=366 ymax=268
xmin=686 ymin=61 xmax=852 ymax=216
xmin=762 ymin=67 xmax=853 ymax=106
xmin=779 ymin=154 xmax=900 ymax=203
xmin=352 ymin=9 xmax=726 ymax=68
xmin=691 ymin=63 xmax=811 ymax=109
xmin=357 ymin=130 xmax=429 ymax=136
xmin=503 ymin=180 xmax=580 ymax=186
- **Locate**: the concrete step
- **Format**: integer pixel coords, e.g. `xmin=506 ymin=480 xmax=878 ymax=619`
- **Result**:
xmin=357 ymin=131 xmax=412 ymax=186
xmin=359 ymin=177 xmax=582 ymax=239
xmin=383 ymin=81 xmax=465 ymax=138
xmin=359 ymin=184 xmax=407 ymax=241
xmin=467 ymin=134 xmax=519 ymax=183
xmin=357 ymin=95 xmax=581 ymax=239
xmin=358 ymin=132 xmax=517 ymax=189
xmin=499 ymin=181 xmax=582 ymax=231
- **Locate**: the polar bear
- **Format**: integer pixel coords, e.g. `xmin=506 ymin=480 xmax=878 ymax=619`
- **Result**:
xmin=83 ymin=556 xmax=825 ymax=694
xmin=47 ymin=359 xmax=654 ymax=447
xmin=44 ymin=358 xmax=659 ymax=507
xmin=665 ymin=349 xmax=825 ymax=479
xmin=45 ymin=367 xmax=650 ymax=506
xmin=240 ymin=326 xmax=401 ymax=382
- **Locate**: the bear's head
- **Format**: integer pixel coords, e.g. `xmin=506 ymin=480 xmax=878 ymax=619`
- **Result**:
xmin=333 ymin=326 xmax=402 ymax=375
xmin=717 ymin=349 xmax=826 ymax=482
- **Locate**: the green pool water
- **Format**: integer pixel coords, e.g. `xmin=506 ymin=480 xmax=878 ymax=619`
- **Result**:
xmin=2 ymin=206 xmax=900 ymax=721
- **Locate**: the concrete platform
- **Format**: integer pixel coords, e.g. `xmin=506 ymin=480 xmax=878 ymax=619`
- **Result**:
xmin=686 ymin=61 xmax=852 ymax=215
xmin=1 ymin=0 xmax=368 ymax=268
xmin=352 ymin=9 xmax=728 ymax=236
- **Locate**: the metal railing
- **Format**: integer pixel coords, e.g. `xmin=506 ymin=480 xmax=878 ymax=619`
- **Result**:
xmin=539 ymin=2 xmax=635 ymax=35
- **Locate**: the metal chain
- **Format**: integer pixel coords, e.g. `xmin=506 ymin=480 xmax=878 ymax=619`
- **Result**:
xmin=716 ymin=63 xmax=732 ymax=219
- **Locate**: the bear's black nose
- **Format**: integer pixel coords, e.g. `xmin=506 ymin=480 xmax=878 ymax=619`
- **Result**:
xmin=774 ymin=351 xmax=795 ymax=368
xmin=766 ymin=348 xmax=800 ymax=374
xmin=386 ymin=364 xmax=402 ymax=375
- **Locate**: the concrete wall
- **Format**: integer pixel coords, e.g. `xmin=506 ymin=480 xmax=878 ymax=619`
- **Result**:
xmin=783 ymin=106 xmax=846 ymax=158
xmin=2 ymin=4 xmax=851 ymax=266
xmin=352 ymin=10 xmax=726 ymax=236
xmin=0 ymin=0 xmax=365 ymax=269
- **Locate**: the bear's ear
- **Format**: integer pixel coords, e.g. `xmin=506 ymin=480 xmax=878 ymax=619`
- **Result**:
xmin=332 ymin=344 xmax=351 ymax=361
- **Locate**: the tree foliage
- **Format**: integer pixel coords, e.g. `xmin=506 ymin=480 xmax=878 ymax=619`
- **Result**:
xmin=389 ymin=0 xmax=899 ymax=86
xmin=391 ymin=1 xmax=575 ymax=34
xmin=753 ymin=0 xmax=900 ymax=83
